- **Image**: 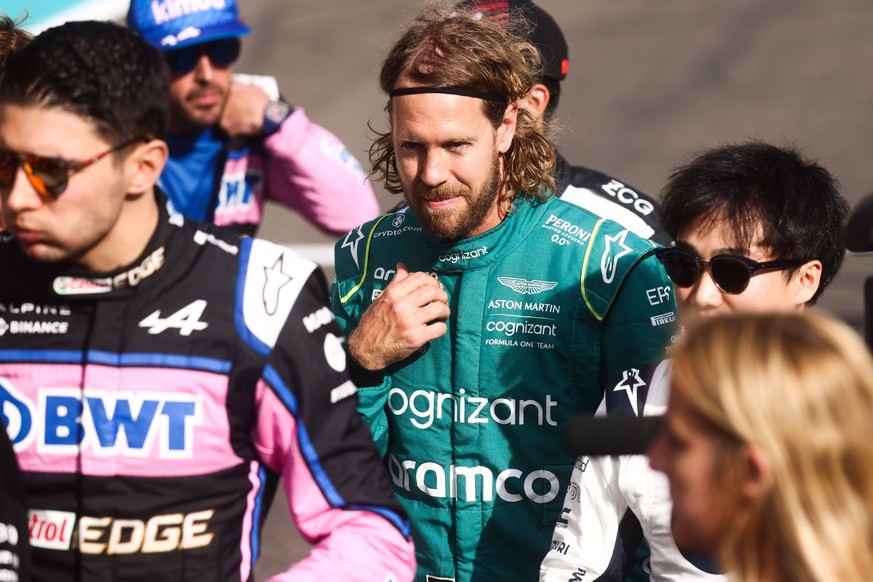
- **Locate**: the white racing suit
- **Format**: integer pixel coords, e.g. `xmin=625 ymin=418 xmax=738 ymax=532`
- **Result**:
xmin=540 ymin=360 xmax=726 ymax=581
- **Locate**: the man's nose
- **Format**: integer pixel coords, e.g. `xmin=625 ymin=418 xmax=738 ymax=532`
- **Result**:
xmin=3 ymin=163 xmax=45 ymax=214
xmin=192 ymin=53 xmax=215 ymax=82
xmin=690 ymin=268 xmax=725 ymax=310
xmin=419 ymin=149 xmax=450 ymax=187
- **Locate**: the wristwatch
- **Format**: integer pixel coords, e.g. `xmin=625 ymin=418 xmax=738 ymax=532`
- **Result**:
xmin=261 ymin=100 xmax=293 ymax=136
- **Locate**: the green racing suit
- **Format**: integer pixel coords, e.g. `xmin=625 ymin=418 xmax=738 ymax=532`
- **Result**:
xmin=331 ymin=195 xmax=677 ymax=582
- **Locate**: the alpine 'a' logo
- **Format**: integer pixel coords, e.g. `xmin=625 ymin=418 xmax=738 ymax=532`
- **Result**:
xmin=497 ymin=277 xmax=558 ymax=295
xmin=139 ymin=300 xmax=208 ymax=336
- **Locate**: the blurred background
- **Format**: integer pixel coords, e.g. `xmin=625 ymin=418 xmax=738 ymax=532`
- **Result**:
xmin=7 ymin=0 xmax=873 ymax=576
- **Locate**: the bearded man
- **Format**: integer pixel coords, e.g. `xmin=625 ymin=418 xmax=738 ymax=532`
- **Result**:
xmin=330 ymin=6 xmax=677 ymax=581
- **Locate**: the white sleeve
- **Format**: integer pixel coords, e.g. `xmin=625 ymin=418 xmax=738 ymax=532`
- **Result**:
xmin=540 ymin=453 xmax=633 ymax=581
xmin=633 ymin=363 xmax=727 ymax=581
xmin=542 ymin=361 xmax=727 ymax=582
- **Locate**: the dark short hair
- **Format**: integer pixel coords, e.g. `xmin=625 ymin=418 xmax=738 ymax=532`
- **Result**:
xmin=0 ymin=20 xmax=169 ymax=145
xmin=660 ymin=140 xmax=849 ymax=304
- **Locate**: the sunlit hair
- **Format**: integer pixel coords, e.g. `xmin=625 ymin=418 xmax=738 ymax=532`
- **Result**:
xmin=671 ymin=312 xmax=873 ymax=582
xmin=369 ymin=3 xmax=556 ymax=205
xmin=0 ymin=14 xmax=33 ymax=72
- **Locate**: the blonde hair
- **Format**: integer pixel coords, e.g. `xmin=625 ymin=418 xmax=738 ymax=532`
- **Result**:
xmin=671 ymin=312 xmax=873 ymax=582
xmin=369 ymin=3 xmax=555 ymax=204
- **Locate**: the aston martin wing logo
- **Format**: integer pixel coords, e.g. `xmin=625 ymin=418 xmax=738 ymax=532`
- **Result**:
xmin=497 ymin=277 xmax=559 ymax=295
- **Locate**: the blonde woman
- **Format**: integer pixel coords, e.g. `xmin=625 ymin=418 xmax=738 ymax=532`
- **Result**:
xmin=648 ymin=312 xmax=873 ymax=582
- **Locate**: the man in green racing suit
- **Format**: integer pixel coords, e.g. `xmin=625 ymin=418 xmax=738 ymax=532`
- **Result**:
xmin=331 ymin=8 xmax=676 ymax=581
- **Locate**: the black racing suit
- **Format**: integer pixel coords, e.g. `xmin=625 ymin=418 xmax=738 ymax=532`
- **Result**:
xmin=1 ymin=419 xmax=29 ymax=581
xmin=553 ymin=153 xmax=670 ymax=247
xmin=0 ymin=195 xmax=414 ymax=581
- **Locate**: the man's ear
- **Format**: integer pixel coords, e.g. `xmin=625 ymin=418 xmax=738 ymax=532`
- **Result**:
xmin=495 ymin=101 xmax=519 ymax=155
xmin=523 ymin=82 xmax=551 ymax=120
xmin=793 ymin=259 xmax=822 ymax=308
xmin=126 ymin=139 xmax=169 ymax=197
xmin=741 ymin=444 xmax=772 ymax=501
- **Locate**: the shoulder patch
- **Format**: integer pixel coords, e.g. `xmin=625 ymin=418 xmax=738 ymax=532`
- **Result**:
xmin=561 ymin=186 xmax=656 ymax=241
xmin=582 ymin=220 xmax=657 ymax=320
xmin=237 ymin=238 xmax=317 ymax=352
xmin=338 ymin=224 xmax=369 ymax=272
xmin=334 ymin=213 xmax=395 ymax=304
xmin=603 ymin=359 xmax=672 ymax=417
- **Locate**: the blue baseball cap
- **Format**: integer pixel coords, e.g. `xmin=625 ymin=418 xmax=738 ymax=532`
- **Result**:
xmin=127 ymin=0 xmax=252 ymax=51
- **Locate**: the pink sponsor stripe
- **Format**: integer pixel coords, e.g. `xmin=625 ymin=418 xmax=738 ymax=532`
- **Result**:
xmin=2 ymin=362 xmax=243 ymax=477
xmin=238 ymin=460 xmax=262 ymax=582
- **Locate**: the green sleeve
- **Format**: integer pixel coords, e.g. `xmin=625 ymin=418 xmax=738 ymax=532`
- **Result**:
xmin=329 ymin=251 xmax=392 ymax=457
xmin=354 ymin=380 xmax=392 ymax=457
xmin=601 ymin=252 xmax=677 ymax=381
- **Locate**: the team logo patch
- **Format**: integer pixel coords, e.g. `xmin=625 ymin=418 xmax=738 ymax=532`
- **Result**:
xmin=612 ymin=368 xmax=647 ymax=416
xmin=651 ymin=312 xmax=676 ymax=327
xmin=497 ymin=277 xmax=558 ymax=295
xmin=53 ymin=276 xmax=112 ymax=295
xmin=29 ymin=509 xmax=75 ymax=550
xmin=600 ymin=230 xmax=632 ymax=284
xmin=323 ymin=333 xmax=347 ymax=372
xmin=263 ymin=255 xmax=293 ymax=316
xmin=341 ymin=226 xmax=366 ymax=270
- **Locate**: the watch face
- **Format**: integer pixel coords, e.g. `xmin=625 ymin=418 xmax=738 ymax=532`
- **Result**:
xmin=265 ymin=101 xmax=291 ymax=123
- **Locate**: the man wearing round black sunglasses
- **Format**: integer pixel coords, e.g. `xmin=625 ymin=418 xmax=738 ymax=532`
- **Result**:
xmin=659 ymin=141 xmax=848 ymax=324
xmin=545 ymin=140 xmax=849 ymax=582
xmin=654 ymin=246 xmax=808 ymax=297
xmin=127 ymin=0 xmax=379 ymax=237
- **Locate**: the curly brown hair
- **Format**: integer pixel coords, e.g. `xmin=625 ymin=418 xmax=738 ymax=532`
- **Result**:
xmin=369 ymin=4 xmax=555 ymax=205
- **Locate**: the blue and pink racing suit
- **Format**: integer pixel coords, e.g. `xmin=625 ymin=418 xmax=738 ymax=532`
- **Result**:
xmin=162 ymin=85 xmax=379 ymax=237
xmin=0 ymin=194 xmax=414 ymax=581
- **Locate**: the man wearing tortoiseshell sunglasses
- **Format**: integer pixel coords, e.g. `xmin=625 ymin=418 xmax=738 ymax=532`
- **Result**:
xmin=542 ymin=140 xmax=849 ymax=582
xmin=126 ymin=0 xmax=379 ymax=237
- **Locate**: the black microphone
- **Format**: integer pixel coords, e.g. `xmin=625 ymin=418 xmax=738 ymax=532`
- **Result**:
xmin=563 ymin=415 xmax=664 ymax=456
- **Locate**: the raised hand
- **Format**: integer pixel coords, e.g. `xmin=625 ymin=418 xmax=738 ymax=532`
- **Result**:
xmin=348 ymin=263 xmax=449 ymax=370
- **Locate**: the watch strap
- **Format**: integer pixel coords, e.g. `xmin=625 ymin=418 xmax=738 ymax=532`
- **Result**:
xmin=262 ymin=100 xmax=293 ymax=136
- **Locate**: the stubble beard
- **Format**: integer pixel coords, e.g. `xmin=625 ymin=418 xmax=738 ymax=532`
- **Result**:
xmin=409 ymin=153 xmax=502 ymax=241
xmin=170 ymin=84 xmax=227 ymax=133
